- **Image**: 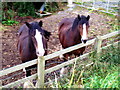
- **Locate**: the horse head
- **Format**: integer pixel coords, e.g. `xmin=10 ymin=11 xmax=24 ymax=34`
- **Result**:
xmin=77 ymin=15 xmax=90 ymax=43
xmin=25 ymin=21 xmax=51 ymax=56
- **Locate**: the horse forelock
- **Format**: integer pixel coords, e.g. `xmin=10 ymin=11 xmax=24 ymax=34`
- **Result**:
xmin=27 ymin=22 xmax=43 ymax=35
xmin=31 ymin=22 xmax=41 ymax=30
xmin=27 ymin=22 xmax=50 ymax=41
xmin=80 ymin=15 xmax=89 ymax=24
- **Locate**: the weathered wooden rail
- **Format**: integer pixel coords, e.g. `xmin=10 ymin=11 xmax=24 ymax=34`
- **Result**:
xmin=0 ymin=30 xmax=120 ymax=88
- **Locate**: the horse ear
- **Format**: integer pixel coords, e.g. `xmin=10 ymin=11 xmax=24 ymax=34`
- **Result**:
xmin=43 ymin=30 xmax=51 ymax=40
xmin=25 ymin=22 xmax=31 ymax=28
xmin=39 ymin=20 xmax=43 ymax=27
xmin=87 ymin=15 xmax=90 ymax=21
xmin=78 ymin=15 xmax=81 ymax=20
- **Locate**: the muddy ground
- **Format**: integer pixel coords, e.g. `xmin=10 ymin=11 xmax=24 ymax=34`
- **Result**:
xmin=1 ymin=6 xmax=114 ymax=86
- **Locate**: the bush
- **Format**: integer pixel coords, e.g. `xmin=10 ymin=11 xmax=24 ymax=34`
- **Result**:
xmin=2 ymin=2 xmax=60 ymax=21
xmin=13 ymin=2 xmax=36 ymax=17
xmin=2 ymin=2 xmax=36 ymax=20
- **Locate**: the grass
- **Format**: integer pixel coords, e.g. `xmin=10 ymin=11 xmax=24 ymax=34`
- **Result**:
xmin=2 ymin=20 xmax=19 ymax=26
xmin=83 ymin=45 xmax=119 ymax=88
xmin=47 ymin=45 xmax=119 ymax=88
xmin=84 ymin=71 xmax=118 ymax=88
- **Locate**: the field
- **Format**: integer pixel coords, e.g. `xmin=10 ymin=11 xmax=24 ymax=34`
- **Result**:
xmin=1 ymin=4 xmax=119 ymax=88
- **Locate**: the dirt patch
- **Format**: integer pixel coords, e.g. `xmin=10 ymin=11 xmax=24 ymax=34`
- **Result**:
xmin=1 ymin=6 xmax=114 ymax=86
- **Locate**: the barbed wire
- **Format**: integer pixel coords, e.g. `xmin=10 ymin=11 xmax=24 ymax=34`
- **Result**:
xmin=0 ymin=71 xmax=23 ymax=81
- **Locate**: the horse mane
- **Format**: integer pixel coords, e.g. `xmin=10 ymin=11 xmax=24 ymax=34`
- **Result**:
xmin=80 ymin=15 xmax=87 ymax=19
xmin=42 ymin=29 xmax=51 ymax=40
xmin=72 ymin=17 xmax=80 ymax=30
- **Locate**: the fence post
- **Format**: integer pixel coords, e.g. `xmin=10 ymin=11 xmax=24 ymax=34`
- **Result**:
xmin=67 ymin=0 xmax=74 ymax=7
xmin=94 ymin=35 xmax=102 ymax=57
xmin=36 ymin=56 xmax=45 ymax=88
xmin=81 ymin=0 xmax=83 ymax=6
xmin=92 ymin=0 xmax=95 ymax=9
xmin=106 ymin=0 xmax=110 ymax=13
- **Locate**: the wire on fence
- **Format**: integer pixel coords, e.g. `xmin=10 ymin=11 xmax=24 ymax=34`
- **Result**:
xmin=0 ymin=72 xmax=23 ymax=81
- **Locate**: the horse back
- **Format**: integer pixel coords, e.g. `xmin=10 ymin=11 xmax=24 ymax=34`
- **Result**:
xmin=58 ymin=18 xmax=74 ymax=32
xmin=17 ymin=24 xmax=29 ymax=53
xmin=18 ymin=24 xmax=29 ymax=37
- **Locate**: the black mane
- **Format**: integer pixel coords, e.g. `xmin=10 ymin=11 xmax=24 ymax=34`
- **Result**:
xmin=72 ymin=17 xmax=80 ymax=30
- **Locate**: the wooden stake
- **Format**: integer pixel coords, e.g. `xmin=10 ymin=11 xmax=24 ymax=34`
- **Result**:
xmin=36 ymin=56 xmax=45 ymax=88
xmin=94 ymin=35 xmax=102 ymax=57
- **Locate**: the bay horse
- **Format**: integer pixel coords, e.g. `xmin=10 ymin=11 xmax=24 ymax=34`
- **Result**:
xmin=17 ymin=21 xmax=51 ymax=77
xmin=58 ymin=15 xmax=90 ymax=61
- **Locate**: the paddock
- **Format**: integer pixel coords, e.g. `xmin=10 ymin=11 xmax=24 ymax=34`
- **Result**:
xmin=1 ymin=4 xmax=119 ymax=88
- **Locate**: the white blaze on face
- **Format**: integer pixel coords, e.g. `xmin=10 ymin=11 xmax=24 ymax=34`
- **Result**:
xmin=82 ymin=24 xmax=88 ymax=40
xmin=35 ymin=29 xmax=45 ymax=56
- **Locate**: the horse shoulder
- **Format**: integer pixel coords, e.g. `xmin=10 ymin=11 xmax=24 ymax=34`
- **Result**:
xmin=59 ymin=18 xmax=74 ymax=30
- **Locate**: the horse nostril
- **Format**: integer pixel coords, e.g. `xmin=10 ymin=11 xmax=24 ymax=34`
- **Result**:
xmin=36 ymin=51 xmax=39 ymax=55
xmin=82 ymin=40 xmax=87 ymax=43
xmin=83 ymin=40 xmax=87 ymax=43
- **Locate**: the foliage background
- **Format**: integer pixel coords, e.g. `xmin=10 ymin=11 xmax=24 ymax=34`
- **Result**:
xmin=2 ymin=2 xmax=60 ymax=20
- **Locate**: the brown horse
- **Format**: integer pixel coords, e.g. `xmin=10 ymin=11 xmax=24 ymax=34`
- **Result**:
xmin=17 ymin=21 xmax=51 ymax=77
xmin=58 ymin=15 xmax=90 ymax=61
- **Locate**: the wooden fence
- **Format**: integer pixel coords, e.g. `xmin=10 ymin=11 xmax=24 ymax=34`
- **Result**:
xmin=0 ymin=30 xmax=120 ymax=88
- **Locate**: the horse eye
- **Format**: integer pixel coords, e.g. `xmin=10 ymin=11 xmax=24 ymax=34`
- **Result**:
xmin=32 ymin=30 xmax=36 ymax=35
xmin=32 ymin=37 xmax=37 ymax=44
xmin=79 ymin=25 xmax=82 ymax=28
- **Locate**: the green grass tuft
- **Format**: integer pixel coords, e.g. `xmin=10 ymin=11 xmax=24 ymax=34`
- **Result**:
xmin=48 ymin=45 xmax=119 ymax=88
xmin=2 ymin=20 xmax=19 ymax=26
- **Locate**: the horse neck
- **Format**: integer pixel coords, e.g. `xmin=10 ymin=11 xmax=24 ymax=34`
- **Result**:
xmin=72 ymin=18 xmax=79 ymax=30
xmin=71 ymin=18 xmax=81 ymax=41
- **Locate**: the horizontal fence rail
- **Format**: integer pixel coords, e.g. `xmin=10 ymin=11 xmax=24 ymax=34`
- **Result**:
xmin=2 ymin=74 xmax=37 ymax=88
xmin=45 ymin=53 xmax=89 ymax=74
xmin=44 ymin=38 xmax=96 ymax=61
xmin=1 ymin=30 xmax=120 ymax=88
xmin=101 ymin=30 xmax=120 ymax=40
xmin=0 ymin=59 xmax=37 ymax=77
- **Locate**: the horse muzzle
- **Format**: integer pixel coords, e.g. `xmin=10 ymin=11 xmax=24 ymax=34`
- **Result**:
xmin=36 ymin=50 xmax=45 ymax=57
xmin=81 ymin=39 xmax=87 ymax=44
